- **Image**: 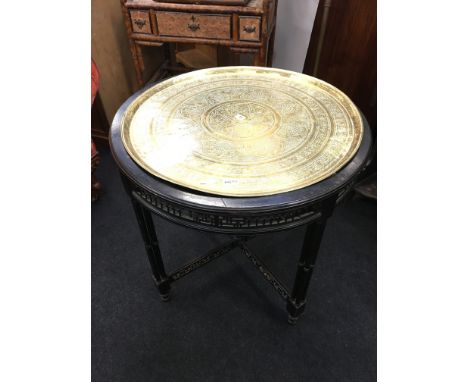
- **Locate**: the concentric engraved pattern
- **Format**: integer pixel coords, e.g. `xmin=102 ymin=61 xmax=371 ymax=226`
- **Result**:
xmin=204 ymin=101 xmax=279 ymax=140
xmin=121 ymin=67 xmax=363 ymax=196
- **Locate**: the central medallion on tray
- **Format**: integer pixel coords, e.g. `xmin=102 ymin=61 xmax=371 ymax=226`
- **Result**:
xmin=166 ymin=83 xmax=316 ymax=165
xmin=203 ymin=100 xmax=280 ymax=141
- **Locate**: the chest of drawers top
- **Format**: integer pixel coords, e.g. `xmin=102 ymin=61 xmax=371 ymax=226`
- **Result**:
xmin=125 ymin=0 xmax=265 ymax=13
xmin=124 ymin=0 xmax=273 ymax=46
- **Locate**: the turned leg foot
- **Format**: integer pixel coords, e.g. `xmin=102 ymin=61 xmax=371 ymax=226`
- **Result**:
xmin=152 ymin=275 xmax=171 ymax=302
xmin=286 ymin=299 xmax=306 ymax=324
xmin=287 ymin=315 xmax=298 ymax=325
xmin=287 ymin=219 xmax=328 ymax=324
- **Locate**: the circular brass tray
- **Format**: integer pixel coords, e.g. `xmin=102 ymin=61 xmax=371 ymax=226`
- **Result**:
xmin=121 ymin=67 xmax=363 ymax=197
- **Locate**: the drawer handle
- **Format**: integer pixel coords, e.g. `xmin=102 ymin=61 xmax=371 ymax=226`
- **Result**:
xmin=188 ymin=15 xmax=200 ymax=32
xmin=243 ymin=25 xmax=256 ymax=33
xmin=134 ymin=19 xmax=146 ymax=29
xmin=188 ymin=22 xmax=200 ymax=32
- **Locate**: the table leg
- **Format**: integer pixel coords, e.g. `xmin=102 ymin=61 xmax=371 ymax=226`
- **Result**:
xmin=166 ymin=42 xmax=178 ymax=69
xmin=266 ymin=25 xmax=276 ymax=67
xmin=128 ymin=39 xmax=144 ymax=88
xmin=287 ymin=219 xmax=327 ymax=324
xmin=253 ymin=46 xmax=267 ymax=66
xmin=130 ymin=198 xmax=171 ymax=301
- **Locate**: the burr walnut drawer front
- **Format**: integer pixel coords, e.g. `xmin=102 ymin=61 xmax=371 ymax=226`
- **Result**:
xmin=130 ymin=10 xmax=152 ymax=34
xmin=239 ymin=16 xmax=261 ymax=41
xmin=156 ymin=12 xmax=232 ymax=40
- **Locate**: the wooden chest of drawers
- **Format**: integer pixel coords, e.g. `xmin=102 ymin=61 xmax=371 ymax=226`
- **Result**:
xmin=156 ymin=0 xmax=251 ymax=5
xmin=156 ymin=12 xmax=232 ymax=39
xmin=238 ymin=16 xmax=261 ymax=41
xmin=121 ymin=0 xmax=277 ymax=86
xmin=130 ymin=10 xmax=153 ymax=34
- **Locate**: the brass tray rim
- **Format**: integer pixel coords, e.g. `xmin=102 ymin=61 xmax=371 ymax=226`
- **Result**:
xmin=120 ymin=66 xmax=364 ymax=197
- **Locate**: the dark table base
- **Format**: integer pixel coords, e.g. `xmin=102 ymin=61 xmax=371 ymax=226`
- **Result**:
xmin=127 ymin=180 xmax=333 ymax=324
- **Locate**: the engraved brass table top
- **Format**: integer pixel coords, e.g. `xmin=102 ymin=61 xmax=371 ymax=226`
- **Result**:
xmin=121 ymin=67 xmax=363 ymax=196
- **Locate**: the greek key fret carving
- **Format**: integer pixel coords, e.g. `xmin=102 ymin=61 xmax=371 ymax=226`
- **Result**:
xmin=134 ymin=188 xmax=319 ymax=231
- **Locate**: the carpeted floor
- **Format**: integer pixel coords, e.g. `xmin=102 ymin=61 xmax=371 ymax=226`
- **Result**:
xmin=92 ymin=145 xmax=376 ymax=382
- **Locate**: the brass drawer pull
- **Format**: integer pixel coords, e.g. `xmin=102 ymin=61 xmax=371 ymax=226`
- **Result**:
xmin=188 ymin=15 xmax=200 ymax=32
xmin=134 ymin=19 xmax=147 ymax=29
xmin=243 ymin=25 xmax=256 ymax=33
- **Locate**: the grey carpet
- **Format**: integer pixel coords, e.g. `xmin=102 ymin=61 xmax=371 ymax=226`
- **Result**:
xmin=92 ymin=144 xmax=376 ymax=382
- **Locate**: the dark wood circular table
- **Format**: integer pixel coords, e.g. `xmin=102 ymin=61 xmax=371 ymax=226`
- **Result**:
xmin=110 ymin=68 xmax=372 ymax=324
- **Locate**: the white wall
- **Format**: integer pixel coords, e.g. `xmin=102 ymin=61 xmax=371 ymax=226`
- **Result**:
xmin=272 ymin=0 xmax=320 ymax=72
